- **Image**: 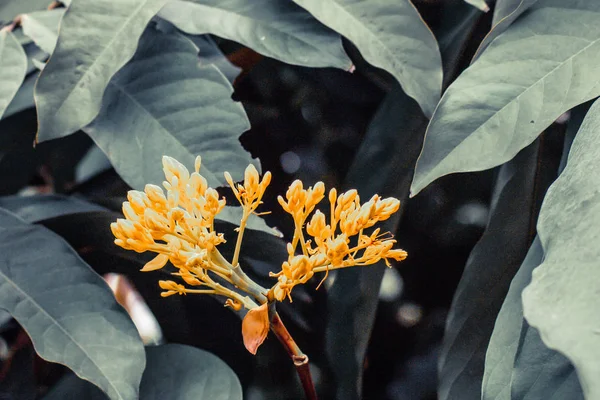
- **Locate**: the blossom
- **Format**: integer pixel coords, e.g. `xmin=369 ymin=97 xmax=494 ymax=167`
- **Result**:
xmin=270 ymin=186 xmax=407 ymax=301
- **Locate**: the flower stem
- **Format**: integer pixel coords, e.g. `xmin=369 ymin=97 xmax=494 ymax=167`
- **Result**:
xmin=270 ymin=312 xmax=318 ymax=400
xmin=232 ymin=208 xmax=249 ymax=267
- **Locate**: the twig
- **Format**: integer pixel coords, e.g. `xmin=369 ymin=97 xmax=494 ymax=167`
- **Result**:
xmin=270 ymin=312 xmax=318 ymax=400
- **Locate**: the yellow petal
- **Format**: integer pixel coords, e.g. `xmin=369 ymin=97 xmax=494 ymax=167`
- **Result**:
xmin=140 ymin=254 xmax=169 ymax=272
xmin=241 ymin=303 xmax=270 ymax=355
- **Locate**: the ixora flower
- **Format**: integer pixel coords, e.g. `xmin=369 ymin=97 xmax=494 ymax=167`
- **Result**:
xmin=111 ymin=155 xmax=407 ymax=354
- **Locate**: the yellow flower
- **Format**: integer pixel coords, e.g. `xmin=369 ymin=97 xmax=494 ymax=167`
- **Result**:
xmin=224 ymin=164 xmax=271 ymax=213
xmin=271 ymin=183 xmax=407 ymax=301
xmin=158 ymin=280 xmax=187 ymax=297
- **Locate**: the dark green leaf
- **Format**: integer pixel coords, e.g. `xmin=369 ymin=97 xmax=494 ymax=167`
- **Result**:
xmin=291 ymin=0 xmax=442 ymax=117
xmin=158 ymin=0 xmax=352 ymax=70
xmin=0 ymin=194 xmax=106 ymax=222
xmin=522 ymin=97 xmax=600 ymax=399
xmin=140 ymin=344 xmax=242 ymax=399
xmin=439 ymin=131 xmax=560 ymax=400
xmin=0 ymin=30 xmax=27 ymax=119
xmin=44 ymin=344 xmax=243 ymax=400
xmin=411 ymin=1 xmax=600 ymax=196
xmin=84 ymin=27 xmax=255 ymax=189
xmin=326 ymin=86 xmax=428 ymax=400
xmin=482 ymin=236 xmax=583 ymax=400
xmin=20 ymin=9 xmax=63 ymax=54
xmin=3 ymin=71 xmax=35 ymax=118
xmin=218 ymin=206 xmax=282 ymax=237
xmin=482 ymin=238 xmax=542 ymax=400
xmin=34 ymin=0 xmax=169 ymax=142
xmin=0 ymin=208 xmax=146 ymax=400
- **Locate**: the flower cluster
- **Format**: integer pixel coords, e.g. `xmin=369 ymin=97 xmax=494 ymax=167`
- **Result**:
xmin=270 ymin=181 xmax=407 ymax=301
xmin=111 ymin=156 xmax=256 ymax=309
xmin=111 ymin=155 xmax=407 ymax=306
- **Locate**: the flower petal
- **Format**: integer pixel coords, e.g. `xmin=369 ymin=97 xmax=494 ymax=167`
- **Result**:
xmin=140 ymin=254 xmax=169 ymax=272
xmin=241 ymin=303 xmax=270 ymax=355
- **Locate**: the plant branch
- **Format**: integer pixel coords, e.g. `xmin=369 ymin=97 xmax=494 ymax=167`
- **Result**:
xmin=270 ymin=312 xmax=318 ymax=400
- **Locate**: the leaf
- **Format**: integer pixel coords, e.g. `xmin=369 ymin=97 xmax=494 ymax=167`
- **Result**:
xmin=157 ymin=0 xmax=352 ymax=70
xmin=472 ymin=0 xmax=539 ymax=62
xmin=0 ymin=208 xmax=146 ymax=400
xmin=482 ymin=236 xmax=583 ymax=400
xmin=0 ymin=194 xmax=107 ymax=223
xmin=186 ymin=35 xmax=241 ymax=84
xmin=3 ymin=72 xmax=36 ymax=119
xmin=0 ymin=30 xmax=27 ymax=119
xmin=44 ymin=344 xmax=243 ymax=400
xmin=84 ymin=27 xmax=255 ymax=189
xmin=141 ymin=344 xmax=242 ymax=399
xmin=438 ymin=136 xmax=556 ymax=400
xmin=410 ymin=1 xmax=600 ymax=196
xmin=522 ymin=97 xmax=600 ymax=399
xmin=34 ymin=0 xmax=169 ymax=142
xmin=325 ymin=85 xmax=428 ymax=400
xmin=464 ymin=0 xmax=489 ymax=12
xmin=482 ymin=238 xmax=541 ymax=400
xmin=291 ymin=0 xmax=442 ymax=117
xmin=217 ymin=206 xmax=282 ymax=237
xmin=20 ymin=9 xmax=64 ymax=54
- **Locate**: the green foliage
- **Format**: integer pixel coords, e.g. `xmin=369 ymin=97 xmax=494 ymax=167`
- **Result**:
xmin=84 ymin=27 xmax=255 ymax=188
xmin=0 ymin=208 xmax=146 ymax=400
xmin=0 ymin=30 xmax=27 ymax=118
xmin=411 ymin=1 xmax=600 ymax=195
xmin=34 ymin=0 xmax=169 ymax=142
xmin=158 ymin=0 xmax=352 ymax=70
xmin=1 ymin=0 xmax=599 ymax=398
xmin=291 ymin=0 xmax=442 ymax=117
xmin=522 ymin=97 xmax=600 ymax=399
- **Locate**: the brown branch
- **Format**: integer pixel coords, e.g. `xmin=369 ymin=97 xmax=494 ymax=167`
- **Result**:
xmin=270 ymin=312 xmax=318 ymax=400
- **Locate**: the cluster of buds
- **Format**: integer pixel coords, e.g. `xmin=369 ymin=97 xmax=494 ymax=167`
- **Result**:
xmin=111 ymin=155 xmax=407 ymax=352
xmin=111 ymin=156 xmax=258 ymax=310
xmin=270 ymin=182 xmax=407 ymax=301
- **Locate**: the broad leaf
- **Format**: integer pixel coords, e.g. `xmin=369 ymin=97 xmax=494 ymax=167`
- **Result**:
xmin=0 ymin=30 xmax=27 ymax=119
xmin=3 ymin=72 xmax=36 ymax=119
xmin=472 ymin=0 xmax=539 ymax=62
xmin=291 ymin=0 xmax=442 ymax=117
xmin=481 ymin=238 xmax=539 ymax=400
xmin=438 ymin=132 xmax=560 ymax=400
xmin=464 ymin=0 xmax=489 ymax=12
xmin=34 ymin=0 xmax=169 ymax=142
xmin=44 ymin=344 xmax=243 ymax=400
xmin=84 ymin=27 xmax=255 ymax=189
xmin=142 ymin=344 xmax=242 ymax=399
xmin=0 ymin=194 xmax=106 ymax=222
xmin=0 ymin=208 xmax=145 ymax=400
xmin=20 ymin=9 xmax=64 ymax=54
xmin=522 ymin=97 xmax=600 ymax=399
xmin=158 ymin=0 xmax=352 ymax=70
xmin=482 ymin=237 xmax=583 ymax=400
xmin=411 ymin=1 xmax=600 ymax=196
xmin=326 ymin=86 xmax=428 ymax=400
